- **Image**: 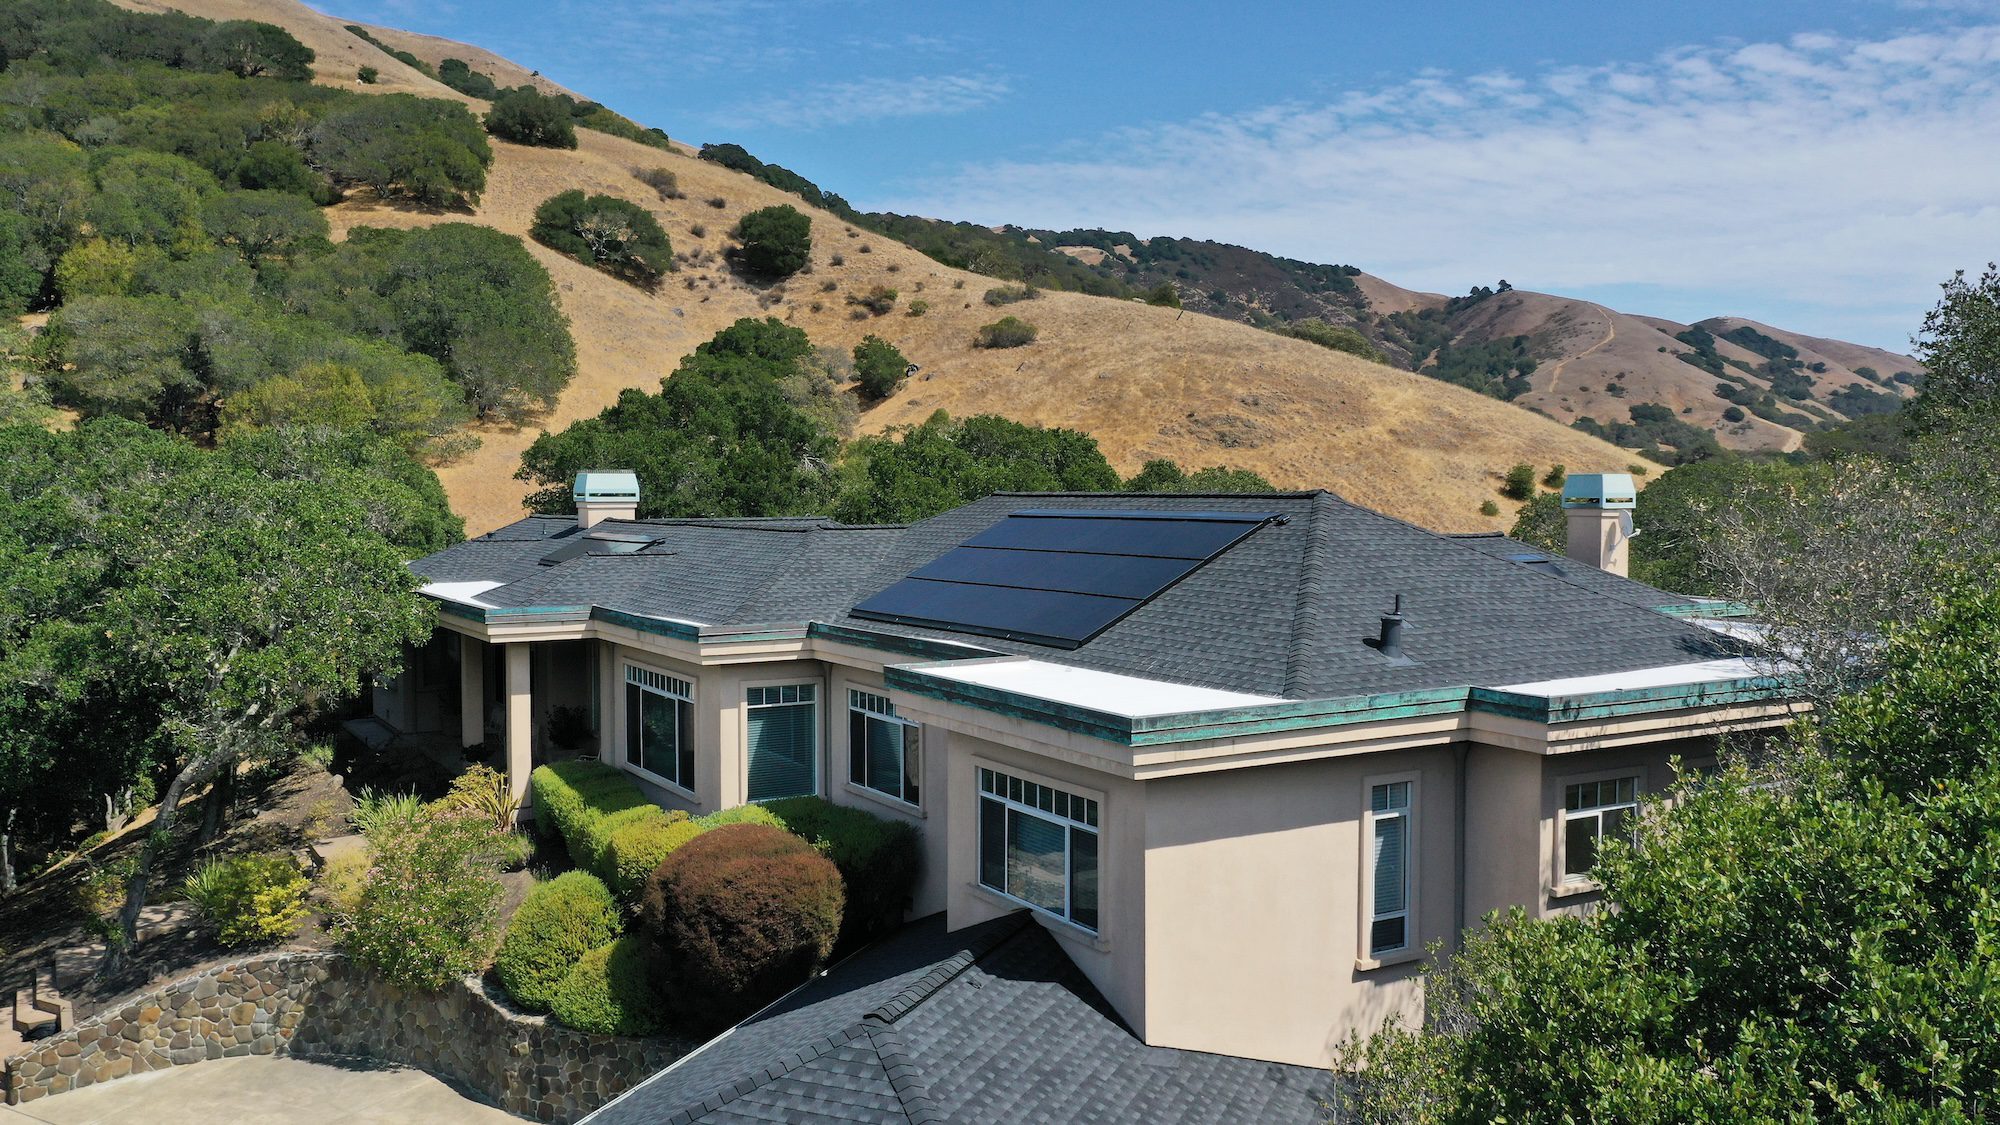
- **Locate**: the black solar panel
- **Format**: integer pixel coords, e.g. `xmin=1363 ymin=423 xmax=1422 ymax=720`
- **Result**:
xmin=852 ymin=509 xmax=1275 ymax=648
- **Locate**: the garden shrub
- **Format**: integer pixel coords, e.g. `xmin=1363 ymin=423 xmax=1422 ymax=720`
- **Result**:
xmin=694 ymin=804 xmax=785 ymax=831
xmin=494 ymin=871 xmax=622 ymax=1012
xmin=434 ymin=765 xmax=518 ymax=829
xmin=974 ymin=316 xmax=1038 ymax=348
xmin=183 ymin=853 xmax=309 ymax=947
xmin=579 ymin=804 xmax=669 ymax=880
xmin=549 ymin=934 xmax=667 ymax=1036
xmin=641 ymin=824 xmax=844 ymax=1024
xmin=762 ymin=796 xmax=919 ymax=946
xmin=606 ymin=814 xmax=703 ymax=902
xmin=340 ymin=807 xmax=506 ymax=992
xmin=317 ymin=850 xmax=368 ymax=922
xmin=529 ymin=760 xmax=649 ymax=849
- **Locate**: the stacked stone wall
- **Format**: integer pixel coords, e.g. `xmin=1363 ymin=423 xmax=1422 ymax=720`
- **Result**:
xmin=3 ymin=953 xmax=685 ymax=1123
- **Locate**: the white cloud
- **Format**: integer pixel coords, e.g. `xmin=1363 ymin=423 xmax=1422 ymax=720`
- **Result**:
xmin=714 ymin=72 xmax=1010 ymax=130
xmin=877 ymin=23 xmax=2000 ymax=349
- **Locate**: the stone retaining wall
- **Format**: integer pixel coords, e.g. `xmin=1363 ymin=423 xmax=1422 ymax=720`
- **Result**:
xmin=3 ymin=953 xmax=686 ymax=1123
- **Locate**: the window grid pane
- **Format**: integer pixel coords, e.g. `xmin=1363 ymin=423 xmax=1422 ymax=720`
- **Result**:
xmin=977 ymin=768 xmax=1100 ymax=931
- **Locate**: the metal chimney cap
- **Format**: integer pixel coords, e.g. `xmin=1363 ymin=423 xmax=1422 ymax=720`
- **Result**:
xmin=1561 ymin=472 xmax=1637 ymax=510
xmin=573 ymin=471 xmax=641 ymax=502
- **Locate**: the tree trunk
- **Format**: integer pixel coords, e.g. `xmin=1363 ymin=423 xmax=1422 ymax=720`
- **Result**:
xmin=0 ymin=808 xmax=16 ymax=896
xmin=105 ymin=750 xmax=230 ymax=968
xmin=199 ymin=767 xmax=234 ymax=845
xmin=104 ymin=789 xmax=133 ymax=835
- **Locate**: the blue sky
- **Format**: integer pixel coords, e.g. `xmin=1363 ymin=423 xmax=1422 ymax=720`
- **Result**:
xmin=322 ymin=1 xmax=2000 ymax=351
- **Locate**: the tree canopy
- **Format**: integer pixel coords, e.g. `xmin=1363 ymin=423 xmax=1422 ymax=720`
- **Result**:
xmin=835 ymin=412 xmax=1121 ymax=524
xmin=735 ymin=205 xmax=812 ymax=278
xmin=530 ymin=189 xmax=673 ymax=286
xmin=484 ymin=88 xmax=578 ymax=149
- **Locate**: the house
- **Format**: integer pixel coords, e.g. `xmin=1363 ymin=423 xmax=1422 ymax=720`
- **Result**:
xmin=379 ymin=471 xmax=1797 ymax=1072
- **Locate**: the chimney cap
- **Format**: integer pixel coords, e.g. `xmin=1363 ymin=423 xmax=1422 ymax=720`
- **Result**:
xmin=573 ymin=471 xmax=640 ymax=502
xmin=1560 ymin=472 xmax=1636 ymax=510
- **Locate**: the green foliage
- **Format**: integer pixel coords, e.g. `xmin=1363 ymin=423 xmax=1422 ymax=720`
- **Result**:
xmin=835 ymin=411 xmax=1121 ymax=524
xmin=697 ymin=142 xmax=846 ymax=213
xmin=1805 ymin=411 xmax=1912 ymax=463
xmin=1541 ymin=464 xmax=1566 ymax=489
xmin=484 ymin=87 xmax=578 ymax=149
xmin=982 ymin=284 xmax=1039 ymax=307
xmin=518 ymin=318 xmax=837 ymax=518
xmin=855 ymin=216 xmax=1131 ymax=296
xmin=1478 ymin=499 xmax=1500 ymax=517
xmin=202 ymin=190 xmax=328 ymax=265
xmin=1426 ymin=336 xmax=1538 ymax=401
xmin=494 ymin=870 xmax=622 ymax=1012
xmin=0 ymin=209 xmax=47 ymax=314
xmin=356 ymin=66 xmax=378 ymax=84
xmin=549 ymin=935 xmax=667 ymax=1036
xmin=735 ymin=204 xmax=812 ymax=278
xmin=1336 ymin=586 xmax=2000 ymax=1120
xmin=340 ymin=805 xmax=507 ymax=992
xmin=433 ymin=764 xmax=520 ymax=831
xmin=217 ymin=425 xmax=465 ymax=556
xmin=197 ymin=20 xmax=314 ymax=80
xmin=182 ymin=853 xmax=308 ymax=947
xmin=852 ymin=335 xmax=909 ymax=400
xmin=1828 ymin=382 xmax=1902 ymax=417
xmin=1625 ymin=455 xmax=1805 ymax=594
xmin=1500 ymin=463 xmax=1536 ymax=501
xmin=1122 ymin=459 xmax=1275 ymax=494
xmin=436 ymin=58 xmax=498 ymax=99
xmin=348 ymin=788 xmax=425 ymax=835
xmin=640 ymin=823 xmax=843 ymax=1026
xmin=530 ymin=189 xmax=672 ymax=286
xmin=339 ymin=25 xmax=433 ymax=77
xmin=1572 ymin=403 xmax=1724 ymax=466
xmin=693 ymin=804 xmax=786 ymax=831
xmin=847 ymin=285 xmax=897 ymax=316
xmin=1142 ymin=281 xmax=1181 ymax=308
xmin=310 ymin=94 xmax=491 ymax=207
xmin=761 ymin=796 xmax=918 ymax=946
xmin=974 ymin=316 xmax=1037 ymax=348
xmin=1508 ymin=492 xmax=1561 ymax=549
xmin=527 ymin=759 xmax=652 ymax=858
xmin=605 ymin=814 xmax=703 ymax=902
xmin=1284 ymin=318 xmax=1388 ymax=363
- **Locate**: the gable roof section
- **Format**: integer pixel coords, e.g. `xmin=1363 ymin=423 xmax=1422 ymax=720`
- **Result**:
xmin=583 ymin=913 xmax=1328 ymax=1125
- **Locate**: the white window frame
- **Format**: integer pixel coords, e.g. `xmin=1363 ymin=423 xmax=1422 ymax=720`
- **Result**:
xmin=621 ymin=661 xmax=696 ymax=797
xmin=1359 ymin=771 xmax=1420 ymax=968
xmin=743 ymin=679 xmax=822 ymax=803
xmin=847 ymin=689 xmax=922 ymax=809
xmin=1557 ymin=769 xmax=1642 ymax=889
xmin=975 ymin=764 xmax=1101 ymax=935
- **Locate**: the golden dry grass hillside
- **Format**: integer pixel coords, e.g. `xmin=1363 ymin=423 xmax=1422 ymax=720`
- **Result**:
xmin=116 ymin=0 xmax=1642 ymax=537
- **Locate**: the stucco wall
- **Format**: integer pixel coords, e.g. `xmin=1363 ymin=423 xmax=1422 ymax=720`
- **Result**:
xmin=2 ymin=953 xmax=685 ymax=1123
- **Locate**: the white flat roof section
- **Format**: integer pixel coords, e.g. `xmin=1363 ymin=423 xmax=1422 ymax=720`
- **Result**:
xmin=910 ymin=659 xmax=1285 ymax=719
xmin=1493 ymin=657 xmax=1780 ymax=698
xmin=422 ymin=580 xmax=505 ymax=608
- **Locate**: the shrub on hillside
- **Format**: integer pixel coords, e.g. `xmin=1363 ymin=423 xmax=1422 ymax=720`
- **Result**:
xmin=640 ymin=824 xmax=844 ymax=1024
xmin=309 ymin=94 xmax=491 ymax=207
xmin=339 ymin=807 xmax=506 ymax=992
xmin=1501 ymin=463 xmax=1537 ymax=501
xmin=974 ymin=316 xmax=1038 ymax=349
xmin=735 ymin=205 xmax=812 ymax=278
xmin=549 ymin=935 xmax=667 ymax=1036
xmin=531 ymin=190 xmax=673 ymax=287
xmin=633 ymin=166 xmax=681 ymax=200
xmin=494 ymin=871 xmax=623 ymax=1012
xmin=1285 ymin=318 xmax=1389 ymax=364
xmin=847 ymin=285 xmax=897 ymax=317
xmin=484 ymin=88 xmax=579 ymax=149
xmin=1143 ymin=281 xmax=1181 ymax=308
xmin=983 ymin=284 xmax=1039 ymax=306
xmin=763 ymin=796 xmax=919 ymax=945
xmin=183 ymin=853 xmax=310 ymax=947
xmin=606 ymin=814 xmax=704 ymax=902
xmin=852 ymin=335 xmax=910 ymax=400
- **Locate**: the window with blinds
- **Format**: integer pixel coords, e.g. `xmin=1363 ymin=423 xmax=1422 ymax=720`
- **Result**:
xmin=624 ymin=665 xmax=694 ymax=791
xmin=747 ymin=684 xmax=818 ymax=802
xmin=848 ymin=690 xmax=919 ymax=806
xmin=1367 ymin=780 xmax=1412 ymax=957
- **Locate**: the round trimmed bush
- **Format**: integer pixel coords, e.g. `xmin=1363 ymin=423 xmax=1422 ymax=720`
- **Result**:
xmin=549 ymin=934 xmax=666 ymax=1036
xmin=641 ymin=823 xmax=844 ymax=1024
xmin=493 ymin=871 xmax=621 ymax=1012
xmin=735 ymin=204 xmax=811 ymax=278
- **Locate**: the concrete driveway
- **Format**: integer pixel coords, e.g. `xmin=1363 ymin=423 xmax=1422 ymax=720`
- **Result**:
xmin=0 ymin=1055 xmax=518 ymax=1124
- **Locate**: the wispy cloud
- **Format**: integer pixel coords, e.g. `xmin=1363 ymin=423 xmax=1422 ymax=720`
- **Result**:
xmin=714 ymin=72 xmax=1011 ymax=130
xmin=881 ymin=23 xmax=2000 ymax=349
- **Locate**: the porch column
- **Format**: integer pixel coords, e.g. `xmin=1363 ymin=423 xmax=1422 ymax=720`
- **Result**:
xmin=459 ymin=633 xmax=484 ymax=749
xmin=505 ymin=642 xmax=533 ymax=816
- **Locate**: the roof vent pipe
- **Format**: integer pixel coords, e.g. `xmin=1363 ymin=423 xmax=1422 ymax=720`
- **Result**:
xmin=1378 ymin=594 xmax=1406 ymax=660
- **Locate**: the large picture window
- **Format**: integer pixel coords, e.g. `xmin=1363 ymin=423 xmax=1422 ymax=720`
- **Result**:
xmin=977 ymin=767 xmax=1099 ymax=932
xmin=849 ymin=690 xmax=919 ymax=806
xmin=747 ymin=684 xmax=817 ymax=802
xmin=1562 ymin=776 xmax=1638 ymax=884
xmin=625 ymin=665 xmax=694 ymax=791
xmin=1365 ymin=779 xmax=1413 ymax=957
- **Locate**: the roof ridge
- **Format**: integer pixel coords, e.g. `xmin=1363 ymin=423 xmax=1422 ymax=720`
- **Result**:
xmin=867 ymin=1022 xmax=944 ymax=1124
xmin=864 ymin=911 xmax=1033 ymax=1026
xmin=1284 ymin=492 xmax=1341 ymax=696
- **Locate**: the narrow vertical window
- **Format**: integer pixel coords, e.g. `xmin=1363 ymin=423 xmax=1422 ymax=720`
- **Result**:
xmin=746 ymin=684 xmax=818 ymax=802
xmin=1367 ymin=780 xmax=1412 ymax=957
xmin=624 ymin=665 xmax=694 ymax=791
xmin=1562 ymin=776 xmax=1638 ymax=884
xmin=848 ymin=690 xmax=920 ymax=805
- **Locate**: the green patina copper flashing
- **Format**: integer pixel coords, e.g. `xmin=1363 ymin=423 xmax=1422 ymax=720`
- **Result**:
xmin=1469 ymin=675 xmax=1798 ymax=724
xmin=807 ymin=621 xmax=1005 ymax=663
xmin=590 ymin=606 xmax=702 ymax=643
xmin=1653 ymin=600 xmax=1757 ymax=619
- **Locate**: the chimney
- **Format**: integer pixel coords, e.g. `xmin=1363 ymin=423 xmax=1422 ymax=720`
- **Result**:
xmin=1561 ymin=472 xmax=1637 ymax=576
xmin=573 ymin=471 xmax=640 ymax=529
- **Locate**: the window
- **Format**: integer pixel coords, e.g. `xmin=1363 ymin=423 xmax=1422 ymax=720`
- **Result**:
xmin=624 ymin=665 xmax=694 ymax=791
xmin=849 ymin=690 xmax=919 ymax=806
xmin=1365 ymin=780 xmax=1412 ymax=957
xmin=1562 ymin=776 xmax=1638 ymax=884
xmin=977 ymin=767 xmax=1099 ymax=932
xmin=746 ymin=684 xmax=818 ymax=802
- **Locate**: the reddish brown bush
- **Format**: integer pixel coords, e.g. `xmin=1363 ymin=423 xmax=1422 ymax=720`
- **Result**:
xmin=639 ymin=822 xmax=844 ymax=1023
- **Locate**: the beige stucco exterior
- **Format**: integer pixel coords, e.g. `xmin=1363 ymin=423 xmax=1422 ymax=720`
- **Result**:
xmin=376 ymin=601 xmax=1795 ymax=1070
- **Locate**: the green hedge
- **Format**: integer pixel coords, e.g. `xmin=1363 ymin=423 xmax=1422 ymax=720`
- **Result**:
xmin=763 ymin=796 xmax=920 ymax=945
xmin=549 ymin=934 xmax=667 ymax=1036
xmin=605 ymin=814 xmax=703 ymax=902
xmin=529 ymin=760 xmax=656 ymax=876
xmin=695 ymin=804 xmax=785 ymax=831
xmin=493 ymin=871 xmax=621 ymax=1012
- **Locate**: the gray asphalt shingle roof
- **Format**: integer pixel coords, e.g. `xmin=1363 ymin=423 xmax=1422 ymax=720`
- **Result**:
xmin=411 ymin=492 xmax=1738 ymax=699
xmin=583 ymin=913 xmax=1330 ymax=1125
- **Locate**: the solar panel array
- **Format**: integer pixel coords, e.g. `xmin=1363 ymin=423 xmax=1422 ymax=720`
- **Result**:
xmin=851 ymin=509 xmax=1275 ymax=648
